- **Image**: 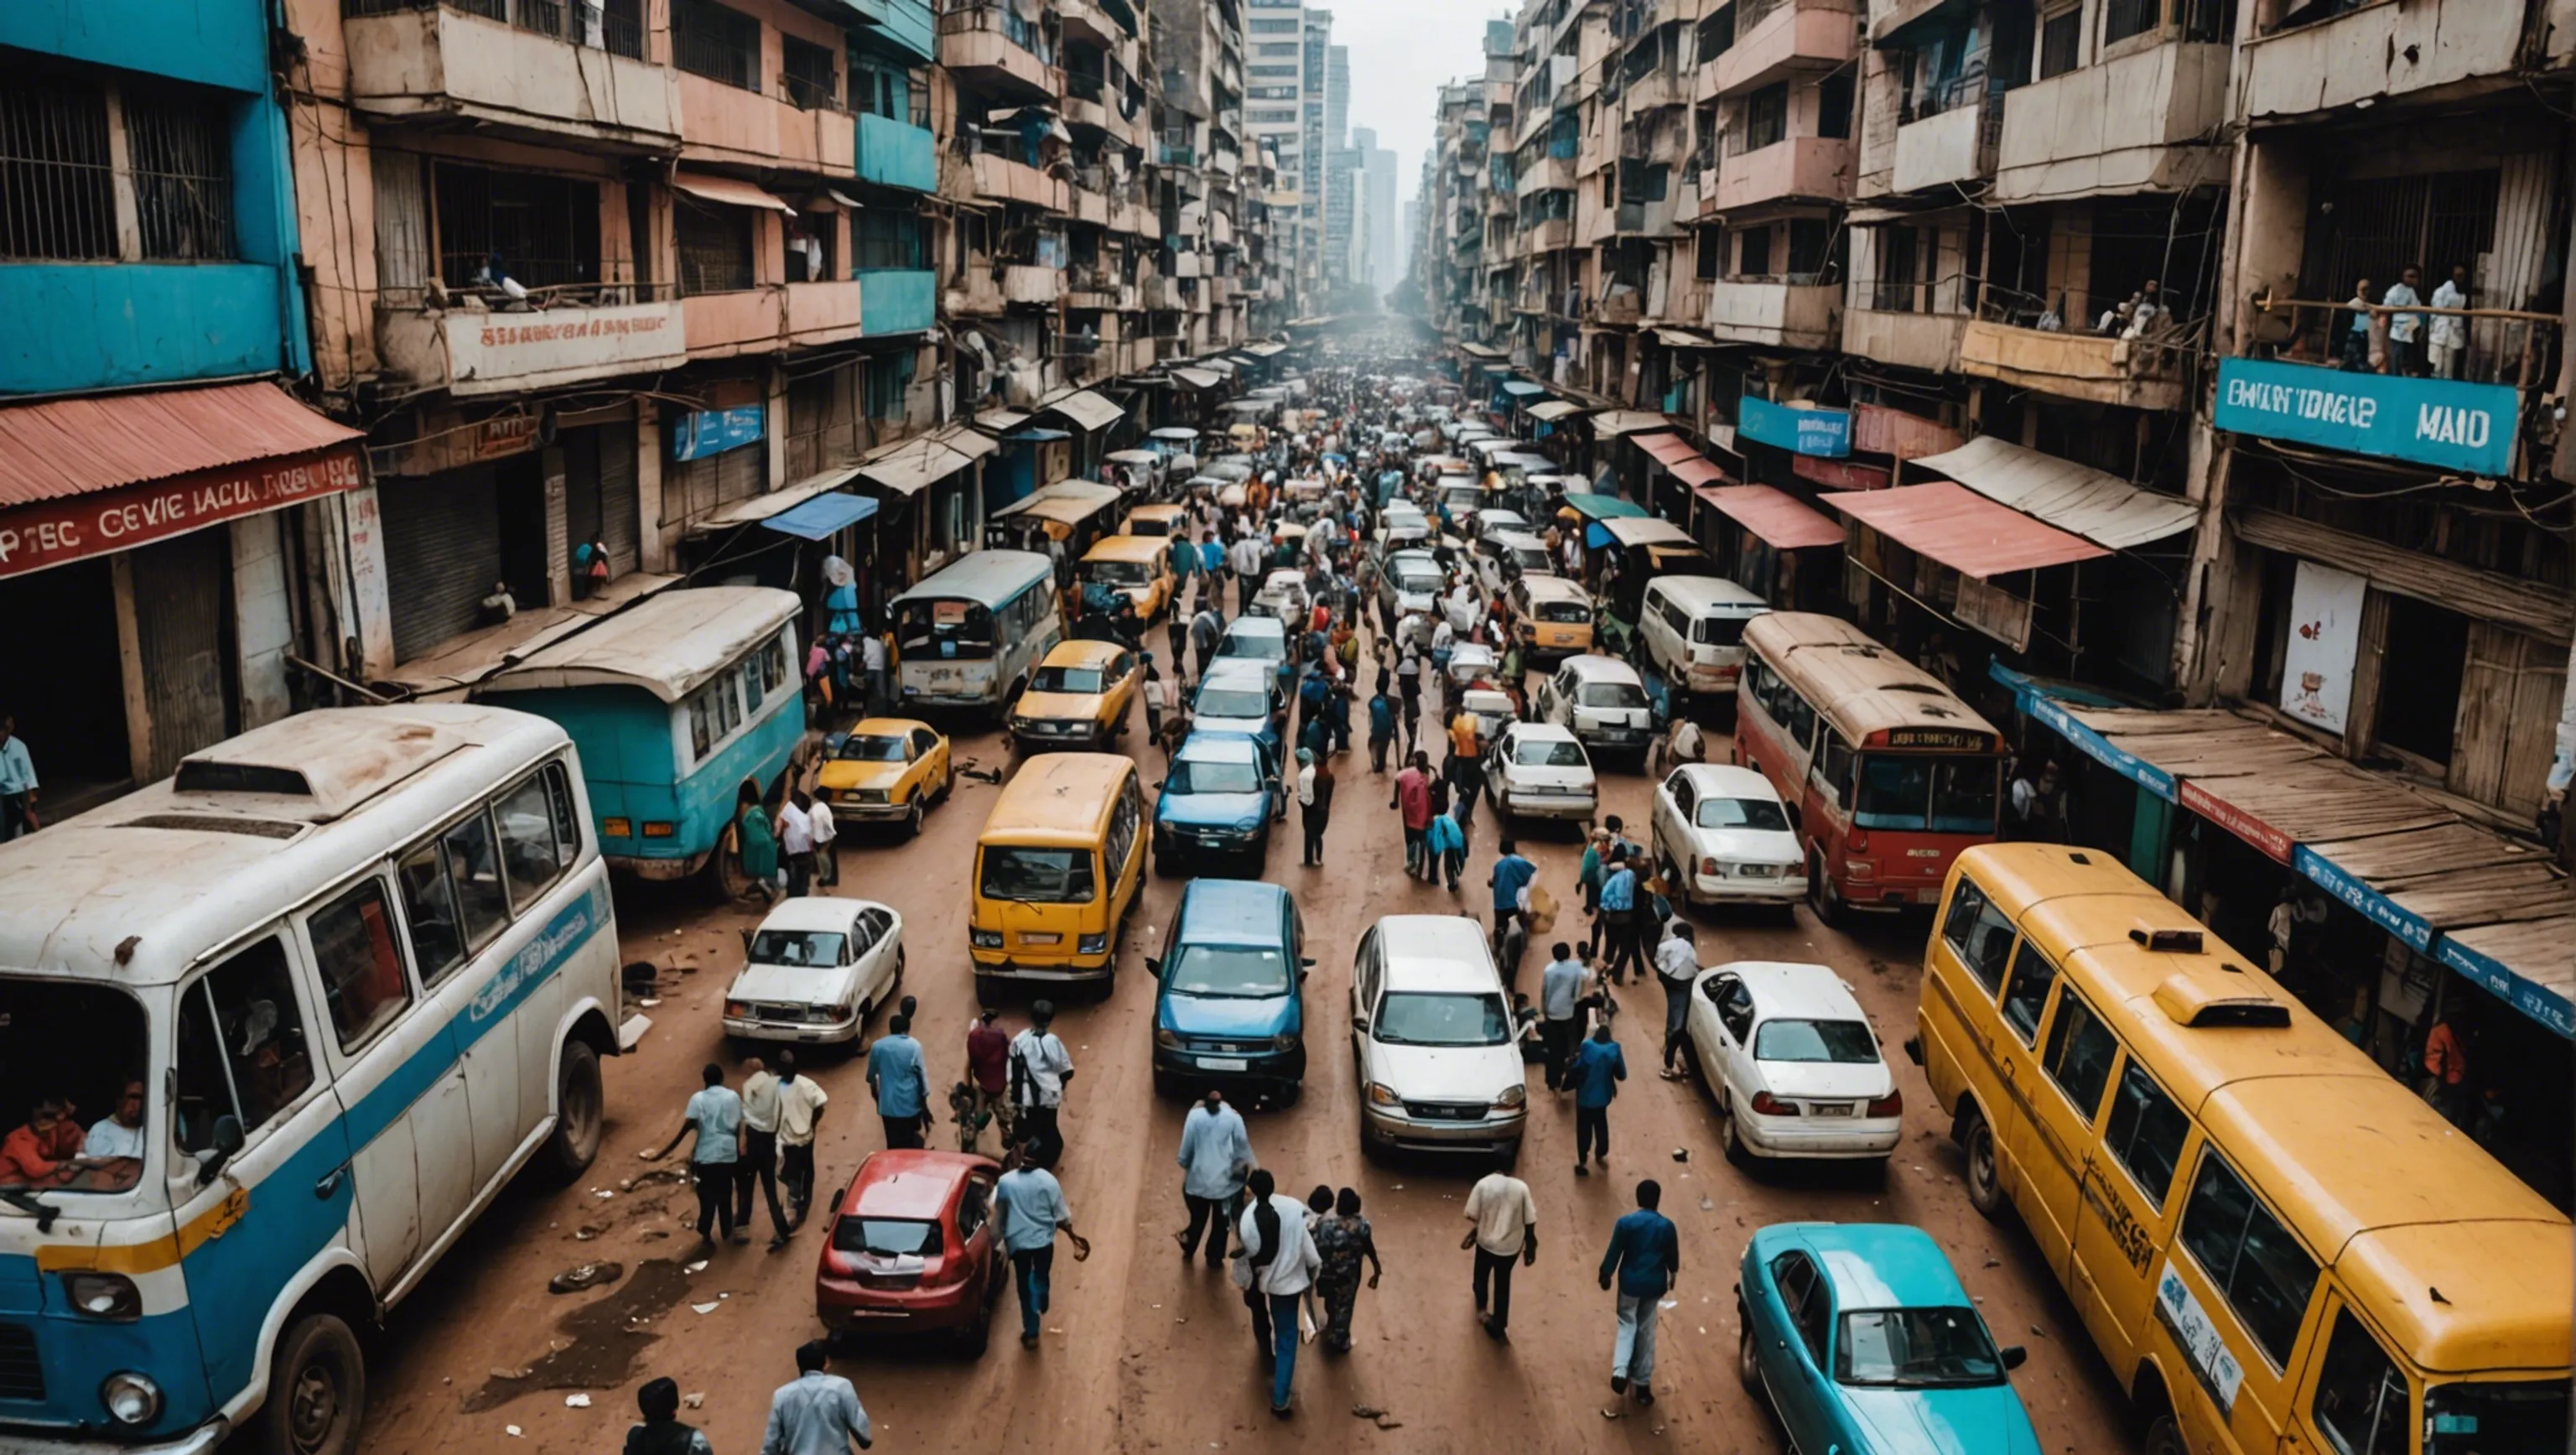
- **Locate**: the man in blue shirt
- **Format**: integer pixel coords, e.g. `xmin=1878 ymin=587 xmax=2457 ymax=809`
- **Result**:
xmin=1569 ymin=1022 xmax=1626 ymax=1177
xmin=646 ymin=1063 xmax=746 ymax=1248
xmin=1366 ymin=686 xmax=1397 ymax=773
xmin=1488 ymin=838 xmax=1537 ymax=949
xmin=1598 ymin=1178 xmax=1680 ymax=1407
xmin=995 ymin=1144 xmax=1090 ymax=1348
xmin=0 ymin=715 xmax=34 ymax=841
xmin=1596 ymin=850 xmax=1644 ymax=985
xmin=758 ymin=1340 xmax=871 ymax=1453
xmin=1539 ymin=942 xmax=1588 ymax=1091
xmin=865 ymin=1014 xmax=932 ymax=1150
xmin=1173 ymin=1088 xmax=1255 ymax=1265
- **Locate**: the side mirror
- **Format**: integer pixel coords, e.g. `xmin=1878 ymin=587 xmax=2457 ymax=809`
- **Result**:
xmin=197 ymin=1114 xmax=246 ymax=1187
xmin=1350 ymin=1013 xmax=1369 ymax=1032
xmin=1300 ymin=957 xmax=1317 ymax=969
xmin=1145 ymin=956 xmax=1162 ymax=979
xmin=1998 ymin=1345 xmax=2028 ymax=1371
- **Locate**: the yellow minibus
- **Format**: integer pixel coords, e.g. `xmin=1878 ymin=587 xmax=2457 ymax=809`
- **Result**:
xmin=969 ymin=753 xmax=1145 ymax=1001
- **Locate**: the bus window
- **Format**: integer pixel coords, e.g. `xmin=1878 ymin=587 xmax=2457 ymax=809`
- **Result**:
xmin=309 ymin=879 xmax=414 ymax=1052
xmin=1998 ymin=940 xmax=2058 ymax=1045
xmin=545 ymin=762 xmax=584 ymax=858
xmin=1817 ymin=733 xmax=1854 ymax=809
xmin=2177 ymin=1153 xmax=2319 ymax=1369
xmin=742 ymin=656 xmax=766 ymax=714
xmin=1782 ymin=690 xmax=1816 ymax=748
xmin=2101 ymin=1061 xmax=2191 ymax=1209
xmin=899 ymin=598 xmax=997 ymax=658
xmin=496 ymin=771 xmax=574 ymax=909
xmin=2039 ymin=990 xmax=2118 ymax=1121
xmin=1940 ymin=877 xmax=2016 ymax=994
xmin=0 ymin=980 xmax=148 ymax=1192
xmin=1855 ymin=756 xmax=1932 ymax=829
xmin=2311 ymin=1309 xmax=2409 ymax=1455
xmin=395 ymin=840 xmax=467 ymax=985
xmin=443 ymin=810 xmax=512 ymax=949
xmin=1932 ymin=760 xmax=2001 ymax=834
xmin=174 ymin=937 xmax=314 ymax=1149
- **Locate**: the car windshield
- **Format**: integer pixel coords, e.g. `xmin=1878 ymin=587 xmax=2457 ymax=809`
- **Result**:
xmin=832 ymin=1216 xmax=945 ymax=1258
xmin=2426 ymin=1380 xmax=2567 ymax=1455
xmin=1167 ymin=944 xmax=1292 ymax=997
xmin=1514 ymin=738 xmax=1587 ymax=766
xmin=0 ymin=979 xmax=149 ymax=1194
xmin=980 ymin=847 xmax=1098 ymax=903
xmin=1220 ymin=632 xmax=1287 ymax=663
xmin=1691 ymin=614 xmax=1753 ymax=647
xmin=1196 ymin=686 xmax=1270 ymax=720
xmin=1855 ymin=756 xmax=2000 ymax=834
xmin=896 ymin=596 xmax=995 ymax=659
xmin=1753 ymin=1019 xmax=1879 ymax=1063
xmin=1088 ymin=559 xmax=1150 ymax=585
xmin=1374 ymin=991 xmax=1511 ymax=1047
xmin=1395 ymin=569 xmax=1443 ymax=595
xmin=1695 ymin=797 xmax=1790 ymax=831
xmin=1512 ymin=547 xmax=1552 ymax=574
xmin=750 ymin=930 xmax=845 ymax=966
xmin=1170 ymin=756 xmax=1264 ymax=795
xmin=1031 ymin=665 xmax=1107 ymax=694
xmin=1837 ymin=1307 xmax=2006 ymax=1389
xmin=1577 ymin=681 xmax=1649 ymax=709
xmin=1535 ymin=600 xmax=1589 ymax=623
xmin=838 ymin=735 xmax=909 ymax=762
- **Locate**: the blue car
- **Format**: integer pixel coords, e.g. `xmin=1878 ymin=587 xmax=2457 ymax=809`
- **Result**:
xmin=1154 ymin=730 xmax=1282 ymax=876
xmin=1737 ymin=1224 xmax=2039 ymax=1455
xmin=1148 ymin=879 xmax=1309 ymax=1103
xmin=1188 ymin=660 xmax=1285 ymax=762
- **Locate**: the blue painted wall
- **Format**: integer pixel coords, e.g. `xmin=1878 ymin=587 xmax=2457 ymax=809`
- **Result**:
xmin=858 ymin=268 xmax=937 ymax=335
xmin=855 ymin=112 xmax=937 ymax=192
xmin=843 ymin=0 xmax=934 ymax=62
xmin=0 ymin=0 xmax=271 ymax=92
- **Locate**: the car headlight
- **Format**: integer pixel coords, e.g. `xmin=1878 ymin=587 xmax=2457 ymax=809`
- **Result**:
xmin=1078 ymin=932 xmax=1109 ymax=954
xmin=65 ymin=1273 xmax=139 ymax=1320
xmin=1365 ymin=1082 xmax=1403 ymax=1108
xmin=971 ymin=929 xmax=1004 ymax=948
xmin=724 ymin=999 xmax=752 ymax=1019
xmin=1272 ymin=1031 xmax=1301 ymax=1052
xmin=1010 ymin=717 xmax=1034 ymax=733
xmin=100 ymin=1371 xmax=160 ymax=1426
xmin=1234 ymin=816 xmax=1265 ymax=834
xmin=810 ymin=1003 xmax=851 ymax=1021
xmin=1155 ymin=1027 xmax=1182 ymax=1049
xmin=1493 ymin=1083 xmax=1527 ymax=1110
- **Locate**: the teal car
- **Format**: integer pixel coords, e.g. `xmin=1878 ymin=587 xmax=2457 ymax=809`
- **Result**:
xmin=1737 ymin=1224 xmax=2038 ymax=1455
xmin=1153 ymin=730 xmax=1282 ymax=876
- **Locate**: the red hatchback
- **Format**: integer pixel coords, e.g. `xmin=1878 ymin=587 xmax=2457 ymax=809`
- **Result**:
xmin=814 ymin=1150 xmax=1005 ymax=1352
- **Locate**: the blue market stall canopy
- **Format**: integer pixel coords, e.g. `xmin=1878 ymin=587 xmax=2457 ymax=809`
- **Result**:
xmin=1997 ymin=668 xmax=2576 ymax=1038
xmin=1560 ymin=491 xmax=1649 ymax=521
xmin=763 ymin=491 xmax=879 ymax=540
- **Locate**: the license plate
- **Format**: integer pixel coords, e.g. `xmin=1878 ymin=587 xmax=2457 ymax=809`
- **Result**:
xmin=1198 ymin=1056 xmax=1249 ymax=1072
xmin=1811 ymin=1103 xmax=1855 ymax=1117
xmin=1020 ymin=932 xmax=1062 ymax=945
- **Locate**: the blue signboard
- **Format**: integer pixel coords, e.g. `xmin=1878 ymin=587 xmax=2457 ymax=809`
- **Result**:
xmin=2435 ymin=936 xmax=2576 ymax=1038
xmin=2212 ymin=357 xmax=2519 ymax=477
xmin=671 ymin=404 xmax=766 ymax=461
xmin=1738 ymin=395 xmax=1851 ymax=457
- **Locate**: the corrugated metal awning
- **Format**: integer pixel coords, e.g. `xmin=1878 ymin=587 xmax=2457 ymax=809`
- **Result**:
xmin=1560 ymin=491 xmax=1649 ymax=521
xmin=671 ymin=172 xmax=793 ymax=211
xmin=1039 ymin=388 xmax=1125 ymax=432
xmin=1589 ymin=410 xmax=1672 ymax=438
xmin=0 ymin=381 xmax=360 ymax=507
xmin=854 ymin=434 xmax=984 ymax=496
xmin=1912 ymin=434 xmax=2197 ymax=550
xmin=1524 ymin=400 xmax=1587 ymax=423
xmin=1823 ymin=481 xmax=2108 ymax=578
xmin=1599 ymin=517 xmax=1696 ymax=549
xmin=1171 ymin=366 xmax=1223 ymax=388
xmin=765 ymin=491 xmax=879 ymax=540
xmin=1695 ymin=484 xmax=1846 ymax=549
xmin=1652 ymin=327 xmax=1720 ymax=348
xmin=1245 ymin=341 xmax=1288 ymax=356
xmin=692 ymin=467 xmax=867 ymax=533
xmin=975 ymin=408 xmax=1031 ymax=432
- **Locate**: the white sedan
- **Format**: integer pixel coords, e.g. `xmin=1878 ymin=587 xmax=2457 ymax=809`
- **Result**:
xmin=1650 ymin=763 xmax=1806 ymax=911
xmin=721 ymin=896 xmax=906 ymax=1046
xmin=1251 ymin=568 xmax=1310 ymax=621
xmin=1485 ymin=721 xmax=1598 ymax=822
xmin=1685 ymin=961 xmax=1903 ymax=1167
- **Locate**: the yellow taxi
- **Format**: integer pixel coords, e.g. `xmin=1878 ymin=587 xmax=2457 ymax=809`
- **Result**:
xmin=814 ymin=717 xmax=953 ymax=837
xmin=1510 ymin=574 xmax=1595 ymax=661
xmin=1121 ymin=502 xmax=1192 ymax=540
xmin=1079 ymin=533 xmax=1177 ymax=621
xmin=1010 ymin=638 xmax=1143 ymax=753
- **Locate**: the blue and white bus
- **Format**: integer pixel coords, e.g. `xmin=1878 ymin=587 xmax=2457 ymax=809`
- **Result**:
xmin=0 ymin=704 xmax=622 ymax=1453
xmin=890 ymin=551 xmax=1063 ymax=723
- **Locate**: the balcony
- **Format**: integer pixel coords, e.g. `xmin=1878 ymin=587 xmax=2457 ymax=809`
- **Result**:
xmin=1705 ymin=278 xmax=1838 ymax=349
xmin=344 ymin=0 xmax=679 ymax=152
xmin=939 ymin=6 xmax=1058 ymax=104
xmin=1003 ymin=265 xmax=1060 ymax=305
xmin=1841 ymin=299 xmax=1966 ymax=372
xmin=0 ymin=263 xmax=291 ymax=394
xmin=855 ymin=112 xmax=937 ymax=192
xmin=1996 ymin=41 xmax=2227 ymax=205
xmin=2240 ymin=0 xmax=2533 ymax=125
xmin=969 ymin=151 xmax=1070 ymax=211
xmin=377 ymin=292 xmax=688 ymax=394
xmin=1893 ymin=94 xmax=1999 ymax=195
xmin=1623 ymin=68 xmax=1686 ymax=111
xmin=1519 ymin=153 xmax=1576 ymax=193
xmin=1074 ymin=186 xmax=1109 ymax=226
xmin=1713 ymin=0 xmax=1856 ymax=98
xmin=856 ymin=268 xmax=936 ymax=334
xmin=947 ymin=268 xmax=1004 ymax=315
xmin=1112 ymin=196 xmax=1156 ymax=235
xmin=1958 ymin=318 xmax=2188 ymax=411
xmin=1054 ymin=0 xmax=1136 ymax=49
xmin=678 ymin=75 xmax=856 ymax=176
xmin=1597 ymin=289 xmax=1643 ymax=326
xmin=678 ymin=282 xmax=864 ymax=358
xmin=1716 ymin=137 xmax=1853 ymax=210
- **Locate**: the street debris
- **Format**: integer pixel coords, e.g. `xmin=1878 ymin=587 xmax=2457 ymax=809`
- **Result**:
xmin=548 ymin=1262 xmax=622 ymax=1294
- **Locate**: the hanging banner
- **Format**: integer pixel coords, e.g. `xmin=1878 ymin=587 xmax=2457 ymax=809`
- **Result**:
xmin=2212 ymin=356 xmax=2518 ymax=477
xmin=671 ymin=405 xmax=766 ymax=461
xmin=1738 ymin=396 xmax=1852 ymax=457
xmin=2276 ymin=560 xmax=2367 ymax=734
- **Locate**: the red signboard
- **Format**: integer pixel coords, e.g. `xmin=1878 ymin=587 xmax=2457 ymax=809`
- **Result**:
xmin=2178 ymin=780 xmax=2294 ymax=864
xmin=1852 ymin=403 xmax=1965 ymax=460
xmin=0 ymin=446 xmax=364 ymax=580
xmin=1792 ymin=454 xmax=1893 ymax=491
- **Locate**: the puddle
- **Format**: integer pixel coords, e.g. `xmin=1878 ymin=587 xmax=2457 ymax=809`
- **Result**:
xmin=463 ymin=1257 xmax=698 ymax=1411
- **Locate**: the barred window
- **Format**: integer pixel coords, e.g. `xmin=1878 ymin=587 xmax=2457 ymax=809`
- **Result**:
xmin=433 ymin=163 xmax=601 ymax=292
xmin=2104 ymin=0 xmax=2159 ymax=45
xmin=1 ymin=61 xmax=237 ymax=263
xmin=676 ymin=196 xmax=755 ymax=296
xmin=127 ymin=91 xmax=236 ymax=261
xmin=854 ymin=210 xmax=924 ymax=271
xmin=0 ymin=70 xmax=116 ymax=261
xmin=782 ymin=34 xmax=839 ymax=110
xmin=673 ymin=0 xmax=763 ymax=91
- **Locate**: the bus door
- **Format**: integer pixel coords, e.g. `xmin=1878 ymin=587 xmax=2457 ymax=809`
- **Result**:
xmin=171 ymin=932 xmax=351 ymax=1406
xmin=2007 ymin=972 xmax=2114 ymax=1276
xmin=2067 ymin=1052 xmax=2195 ymax=1374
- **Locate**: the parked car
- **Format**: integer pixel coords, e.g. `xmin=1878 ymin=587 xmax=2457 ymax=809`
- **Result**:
xmin=1214 ymin=614 xmax=1295 ymax=687
xmin=1010 ymin=639 xmax=1142 ymax=752
xmin=1149 ymin=878 xmax=1310 ymax=1103
xmin=1650 ymin=763 xmax=1805 ymax=910
xmin=722 ymin=897 xmax=906 ymax=1047
xmin=816 ymin=717 xmax=953 ymax=838
xmin=1686 ymin=961 xmax=1903 ymax=1166
xmin=814 ymin=1150 xmax=1005 ymax=1352
xmin=1251 ymin=567 xmax=1311 ymax=621
xmin=1736 ymin=1223 xmax=2038 ymax=1455
xmin=1378 ymin=548 xmax=1446 ymax=622
xmin=1188 ymin=659 xmax=1286 ymax=759
xmin=1153 ymin=730 xmax=1283 ymax=876
xmin=1535 ymin=654 xmax=1654 ymax=761
xmin=1352 ymin=914 xmax=1528 ymax=1160
xmin=1485 ymin=720 xmax=1599 ymax=824
xmin=1471 ymin=529 xmax=1554 ymax=599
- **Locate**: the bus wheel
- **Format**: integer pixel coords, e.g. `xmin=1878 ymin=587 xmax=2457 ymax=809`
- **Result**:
xmin=1804 ymin=849 xmax=1845 ymax=929
xmin=1959 ymin=1102 xmax=2006 ymax=1219
xmin=256 ymin=1312 xmax=364 ymax=1455
xmin=2142 ymin=1416 xmax=2186 ymax=1455
xmin=540 ymin=1041 xmax=605 ymax=1181
xmin=709 ymin=837 xmax=750 ymax=905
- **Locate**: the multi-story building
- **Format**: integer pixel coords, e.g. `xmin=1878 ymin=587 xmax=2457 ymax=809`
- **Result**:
xmin=1357 ymin=126 xmax=1399 ymax=294
xmin=1298 ymin=9 xmax=1332 ymax=304
xmin=1241 ymin=0 xmax=1309 ymax=304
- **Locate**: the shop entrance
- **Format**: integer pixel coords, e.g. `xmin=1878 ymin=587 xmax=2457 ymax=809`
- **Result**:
xmin=0 ymin=557 xmax=130 ymax=811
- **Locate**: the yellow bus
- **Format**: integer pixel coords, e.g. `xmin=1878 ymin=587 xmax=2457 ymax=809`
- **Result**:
xmin=1911 ymin=844 xmax=2569 ymax=1455
xmin=969 ymin=752 xmax=1145 ymax=1001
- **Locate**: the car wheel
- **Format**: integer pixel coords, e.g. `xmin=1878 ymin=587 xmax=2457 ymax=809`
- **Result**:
xmin=1152 ymin=1070 xmax=1181 ymax=1099
xmin=1737 ymin=1317 xmax=1764 ymax=1394
xmin=538 ymin=1040 xmax=604 ymax=1182
xmin=937 ymin=766 xmax=956 ymax=803
xmin=252 ymin=1312 xmax=364 ymax=1455
xmin=1723 ymin=1096 xmax=1763 ymax=1168
xmin=905 ymin=798 xmax=926 ymax=839
xmin=1960 ymin=1102 xmax=2007 ymax=1219
xmin=2142 ymin=1415 xmax=2187 ymax=1455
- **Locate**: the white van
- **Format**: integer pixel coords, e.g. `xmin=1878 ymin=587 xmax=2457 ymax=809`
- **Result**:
xmin=1350 ymin=916 xmax=1527 ymax=1159
xmin=0 ymin=706 xmax=621 ymax=1454
xmin=1638 ymin=574 xmax=1769 ymax=697
xmin=1534 ymin=654 xmax=1656 ymax=759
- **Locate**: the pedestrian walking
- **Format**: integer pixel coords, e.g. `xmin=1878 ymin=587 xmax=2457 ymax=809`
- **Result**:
xmin=1233 ymin=1168 xmax=1321 ymax=1417
xmin=960 ymin=1006 xmax=1013 ymax=1154
xmin=860 ymin=631 xmax=888 ymax=717
xmin=1426 ymin=803 xmax=1467 ymax=891
xmin=1393 ymin=751 xmax=1434 ymax=877
xmin=1598 ymin=850 xmax=1644 ymax=985
xmin=1577 ymin=827 xmax=1609 ymax=933
xmin=1599 ymin=1179 xmax=1680 ymax=1408
xmin=1366 ymin=686 xmax=1395 ymax=772
xmin=1461 ymin=1151 xmax=1537 ymax=1339
xmin=736 ymin=1056 xmax=793 ymax=1250
xmin=1540 ymin=942 xmax=1586 ymax=1091
xmin=1192 ymin=603 xmax=1226 ymax=682
xmin=866 ymin=1012 xmax=932 ymax=1150
xmin=1142 ymin=660 xmax=1171 ymax=749
xmin=809 ymin=791 xmax=839 ymax=890
xmin=1570 ymin=1021 xmax=1628 ymax=1177
xmin=1308 ymin=1186 xmax=1380 ymax=1354
xmin=772 ymin=1050 xmax=828 ymax=1224
xmin=995 ymin=1142 xmax=1089 ymax=1349
xmin=758 ymin=1340 xmax=872 ymax=1453
xmin=1653 ymin=920 xmax=1700 ymax=1079
xmin=1175 ymin=1087 xmax=1255 ymax=1265
xmin=626 ymin=1376 xmax=713 ymax=1455
xmin=0 ymin=715 xmax=36 ymax=840
xmin=778 ymin=791 xmax=817 ymax=898
xmin=642 ymin=1063 xmax=747 ymax=1248
xmin=1488 ymin=839 xmax=1535 ymax=963
xmin=1010 ymin=1002 xmax=1076 ymax=1166
xmin=1301 ymin=750 xmax=1335 ymax=866
xmin=735 ymin=786 xmax=780 ymax=902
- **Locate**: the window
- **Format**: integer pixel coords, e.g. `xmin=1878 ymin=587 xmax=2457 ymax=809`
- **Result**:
xmin=308 ymin=879 xmax=414 ymax=1052
xmin=850 ymin=57 xmax=917 ymax=123
xmin=1 ymin=64 xmax=237 ymax=263
xmin=1255 ymin=41 xmax=1300 ymax=55
xmin=1695 ymin=228 xmax=1722 ymax=280
xmin=2104 ymin=0 xmax=2159 ymax=45
xmin=855 ymin=210 xmax=925 ymax=270
xmin=434 ymin=163 xmax=602 ymax=293
xmin=442 ymin=809 xmax=513 ymax=949
xmin=782 ymin=34 xmax=839 ymax=111
xmin=1744 ymin=84 xmax=1788 ymax=152
xmin=174 ymin=938 xmax=314 ymax=1149
xmin=2312 ymin=1311 xmax=2408 ymax=1455
xmin=1249 ymin=17 xmax=1300 ymax=30
xmin=1696 ymin=5 xmax=1735 ymax=60
xmin=1737 ymin=226 xmax=1772 ymax=278
xmin=676 ymin=197 xmax=755 ymax=296
xmin=1940 ymin=876 xmax=2016 ymax=994
xmin=2103 ymin=1061 xmax=2191 ymax=1209
xmin=1249 ymin=64 xmax=1300 ymax=78
xmin=396 ymin=839 xmax=467 ymax=986
xmin=2041 ymin=990 xmax=2118 ymax=1120
xmin=1772 ymin=1251 xmax=1830 ymax=1365
xmin=1997 ymin=939 xmax=2058 ymax=1043
xmin=673 ymin=0 xmax=763 ymax=91
xmin=2178 ymin=1154 xmax=2320 ymax=1369
xmin=2038 ymin=8 xmax=2081 ymax=76
xmin=1788 ymin=217 xmax=1831 ymax=278
xmin=865 ymin=350 xmax=915 ymax=421
xmin=980 ymin=846 xmax=1098 ymax=902
xmin=496 ymin=767 xmax=576 ymax=910
xmin=1839 ymin=1307 xmax=2007 ymax=1388
xmin=1753 ymin=1019 xmax=1879 ymax=1063
xmin=1816 ymin=73 xmax=1853 ymax=139
xmin=125 ymin=90 xmax=236 ymax=261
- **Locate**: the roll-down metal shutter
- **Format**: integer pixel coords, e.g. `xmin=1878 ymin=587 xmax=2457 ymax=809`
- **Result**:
xmin=381 ymin=467 xmax=503 ymax=662
xmin=131 ymin=528 xmax=233 ymax=780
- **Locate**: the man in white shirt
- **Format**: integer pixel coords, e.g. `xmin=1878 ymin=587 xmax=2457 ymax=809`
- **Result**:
xmin=80 ymin=1080 xmax=148 ymax=1181
xmin=1229 ymin=533 xmax=1265 ymax=612
xmin=735 ymin=1057 xmax=792 ymax=1249
xmin=2428 ymin=263 xmax=2470 ymax=378
xmin=1654 ymin=921 xmax=1701 ymax=1080
xmin=860 ymin=632 xmax=888 ymax=715
xmin=1234 ymin=1168 xmax=1322 ymax=1416
xmin=2383 ymin=268 xmax=2427 ymax=376
xmin=1461 ymin=1152 xmax=1539 ymax=1339
xmin=772 ymin=1049 xmax=830 ymax=1224
xmin=777 ymin=792 xmax=817 ymax=897
xmin=1010 ymin=1002 xmax=1076 ymax=1166
xmin=807 ymin=793 xmax=838 ymax=891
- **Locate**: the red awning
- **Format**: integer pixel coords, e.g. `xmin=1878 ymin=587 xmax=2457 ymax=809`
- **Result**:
xmin=1792 ymin=454 xmax=1892 ymax=491
xmin=1694 ymin=484 xmax=1846 ymax=550
xmin=1820 ymin=481 xmax=2108 ymax=578
xmin=1631 ymin=431 xmax=1694 ymax=466
xmin=1633 ymin=431 xmax=1730 ymax=487
xmin=1668 ymin=455 xmax=1727 ymax=487
xmin=0 ymin=381 xmax=360 ymax=507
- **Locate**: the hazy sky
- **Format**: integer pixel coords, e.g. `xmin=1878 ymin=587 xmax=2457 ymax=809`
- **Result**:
xmin=1330 ymin=0 xmax=1514 ymax=214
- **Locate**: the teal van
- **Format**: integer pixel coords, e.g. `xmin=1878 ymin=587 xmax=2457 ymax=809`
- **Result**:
xmin=479 ymin=586 xmax=804 ymax=894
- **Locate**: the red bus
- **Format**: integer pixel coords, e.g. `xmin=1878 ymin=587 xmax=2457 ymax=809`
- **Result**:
xmin=1730 ymin=613 xmax=2003 ymax=923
